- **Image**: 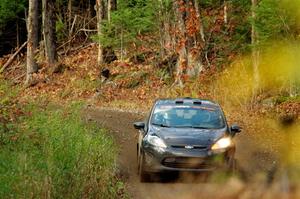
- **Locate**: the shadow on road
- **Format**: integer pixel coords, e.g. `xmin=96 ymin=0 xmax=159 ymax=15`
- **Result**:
xmin=146 ymin=172 xmax=211 ymax=183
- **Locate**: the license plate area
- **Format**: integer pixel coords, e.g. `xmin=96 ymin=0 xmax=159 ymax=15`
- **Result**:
xmin=162 ymin=157 xmax=211 ymax=169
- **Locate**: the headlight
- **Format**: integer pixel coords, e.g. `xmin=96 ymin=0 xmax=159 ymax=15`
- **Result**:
xmin=145 ymin=134 xmax=167 ymax=148
xmin=211 ymin=137 xmax=232 ymax=151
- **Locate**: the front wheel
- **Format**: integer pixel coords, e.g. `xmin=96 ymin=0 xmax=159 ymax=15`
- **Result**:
xmin=225 ymin=155 xmax=237 ymax=174
xmin=138 ymin=152 xmax=151 ymax=182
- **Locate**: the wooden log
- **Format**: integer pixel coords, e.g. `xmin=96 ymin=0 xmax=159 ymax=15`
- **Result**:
xmin=0 ymin=41 xmax=27 ymax=73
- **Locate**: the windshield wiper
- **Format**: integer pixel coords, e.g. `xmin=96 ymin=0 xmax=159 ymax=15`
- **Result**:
xmin=171 ymin=125 xmax=209 ymax=129
xmin=191 ymin=126 xmax=209 ymax=129
xmin=152 ymin=123 xmax=170 ymax=128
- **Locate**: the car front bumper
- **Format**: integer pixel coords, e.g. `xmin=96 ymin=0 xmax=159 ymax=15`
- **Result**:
xmin=142 ymin=144 xmax=232 ymax=173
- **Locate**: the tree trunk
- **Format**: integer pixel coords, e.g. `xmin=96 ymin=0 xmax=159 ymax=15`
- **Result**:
xmin=188 ymin=0 xmax=203 ymax=75
xmin=42 ymin=0 xmax=57 ymax=67
xmin=174 ymin=0 xmax=188 ymax=86
xmin=107 ymin=0 xmax=111 ymax=23
xmin=96 ymin=0 xmax=104 ymax=65
xmin=224 ymin=1 xmax=228 ymax=25
xmin=111 ymin=0 xmax=117 ymax=11
xmin=108 ymin=0 xmax=117 ymax=23
xmin=157 ymin=0 xmax=173 ymax=58
xmin=251 ymin=0 xmax=260 ymax=94
xmin=158 ymin=0 xmax=165 ymax=58
xmin=194 ymin=0 xmax=205 ymax=42
xmin=26 ymin=0 xmax=39 ymax=86
xmin=16 ymin=17 xmax=20 ymax=61
xmin=174 ymin=0 xmax=203 ymax=85
xmin=68 ymin=0 xmax=72 ymax=33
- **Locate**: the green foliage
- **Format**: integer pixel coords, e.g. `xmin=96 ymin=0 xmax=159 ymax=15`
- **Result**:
xmin=275 ymin=95 xmax=300 ymax=104
xmin=255 ymin=0 xmax=298 ymax=45
xmin=230 ymin=0 xmax=252 ymax=53
xmin=156 ymin=68 xmax=172 ymax=85
xmin=0 ymin=100 xmax=125 ymax=198
xmin=231 ymin=0 xmax=251 ymax=7
xmin=96 ymin=0 xmax=156 ymax=49
xmin=282 ymin=0 xmax=300 ymax=25
xmin=56 ymin=15 xmax=67 ymax=42
xmin=125 ymin=71 xmax=149 ymax=88
xmin=0 ymin=0 xmax=26 ymax=27
xmin=0 ymin=79 xmax=18 ymax=105
xmin=199 ymin=0 xmax=252 ymax=66
xmin=199 ymin=0 xmax=224 ymax=8
xmin=199 ymin=0 xmax=250 ymax=8
xmin=0 ymin=79 xmax=19 ymax=136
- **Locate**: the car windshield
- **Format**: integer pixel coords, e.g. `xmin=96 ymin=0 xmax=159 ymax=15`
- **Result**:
xmin=151 ymin=105 xmax=225 ymax=129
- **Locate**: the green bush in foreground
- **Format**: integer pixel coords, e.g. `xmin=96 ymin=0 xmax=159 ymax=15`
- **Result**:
xmin=0 ymin=103 xmax=124 ymax=199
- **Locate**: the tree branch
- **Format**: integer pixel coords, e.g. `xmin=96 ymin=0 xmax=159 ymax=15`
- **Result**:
xmin=0 ymin=41 xmax=27 ymax=74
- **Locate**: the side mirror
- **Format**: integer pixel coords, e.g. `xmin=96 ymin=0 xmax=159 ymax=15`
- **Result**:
xmin=133 ymin=122 xmax=145 ymax=130
xmin=230 ymin=124 xmax=242 ymax=133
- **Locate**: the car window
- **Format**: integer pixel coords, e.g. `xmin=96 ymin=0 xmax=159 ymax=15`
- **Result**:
xmin=151 ymin=105 xmax=225 ymax=129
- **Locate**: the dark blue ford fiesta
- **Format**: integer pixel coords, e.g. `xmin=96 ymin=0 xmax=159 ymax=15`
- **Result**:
xmin=133 ymin=98 xmax=241 ymax=182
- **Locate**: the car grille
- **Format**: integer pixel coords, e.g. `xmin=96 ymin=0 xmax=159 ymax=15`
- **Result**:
xmin=171 ymin=145 xmax=207 ymax=150
xmin=162 ymin=157 xmax=212 ymax=169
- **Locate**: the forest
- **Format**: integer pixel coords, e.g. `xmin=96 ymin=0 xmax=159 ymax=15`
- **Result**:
xmin=0 ymin=0 xmax=300 ymax=198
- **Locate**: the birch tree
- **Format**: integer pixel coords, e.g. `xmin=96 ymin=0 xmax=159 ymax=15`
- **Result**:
xmin=25 ymin=0 xmax=39 ymax=86
xmin=96 ymin=0 xmax=104 ymax=65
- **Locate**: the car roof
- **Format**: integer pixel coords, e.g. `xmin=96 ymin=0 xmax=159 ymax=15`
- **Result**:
xmin=155 ymin=98 xmax=220 ymax=108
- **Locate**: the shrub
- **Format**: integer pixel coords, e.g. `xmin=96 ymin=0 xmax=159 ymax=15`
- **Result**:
xmin=0 ymin=102 xmax=124 ymax=198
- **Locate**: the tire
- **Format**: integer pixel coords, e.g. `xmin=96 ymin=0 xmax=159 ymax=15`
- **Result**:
xmin=225 ymin=155 xmax=237 ymax=174
xmin=138 ymin=152 xmax=151 ymax=182
xmin=137 ymin=145 xmax=140 ymax=175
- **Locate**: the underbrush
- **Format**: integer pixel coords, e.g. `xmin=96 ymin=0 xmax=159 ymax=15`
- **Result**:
xmin=0 ymin=80 xmax=126 ymax=199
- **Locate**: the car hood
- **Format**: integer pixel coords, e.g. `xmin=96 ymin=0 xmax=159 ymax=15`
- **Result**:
xmin=150 ymin=125 xmax=226 ymax=147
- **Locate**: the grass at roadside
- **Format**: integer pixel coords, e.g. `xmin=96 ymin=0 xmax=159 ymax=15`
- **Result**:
xmin=0 ymin=79 xmax=127 ymax=199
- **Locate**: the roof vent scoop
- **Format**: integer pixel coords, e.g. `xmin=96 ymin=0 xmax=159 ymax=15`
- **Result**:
xmin=193 ymin=101 xmax=202 ymax=105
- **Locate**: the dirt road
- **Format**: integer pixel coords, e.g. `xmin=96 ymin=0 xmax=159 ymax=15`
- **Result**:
xmin=85 ymin=107 xmax=276 ymax=199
